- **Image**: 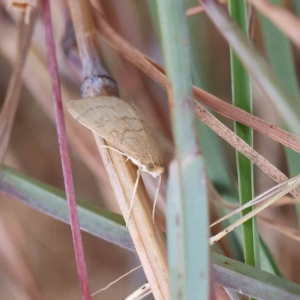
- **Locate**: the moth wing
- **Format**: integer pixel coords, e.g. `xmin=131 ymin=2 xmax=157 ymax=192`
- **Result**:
xmin=128 ymin=104 xmax=164 ymax=166
xmin=67 ymin=97 xmax=163 ymax=166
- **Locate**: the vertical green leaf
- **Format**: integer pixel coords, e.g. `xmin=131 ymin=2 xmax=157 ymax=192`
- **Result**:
xmin=228 ymin=0 xmax=260 ymax=278
xmin=186 ymin=0 xmax=244 ymax=261
xmin=156 ymin=1 xmax=210 ymax=298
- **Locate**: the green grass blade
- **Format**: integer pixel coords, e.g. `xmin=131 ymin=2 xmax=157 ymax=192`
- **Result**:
xmin=0 ymin=166 xmax=134 ymax=251
xmin=2 ymin=166 xmax=300 ymax=298
xmin=213 ymin=253 xmax=300 ymax=299
xmin=186 ymin=0 xmax=244 ymax=261
xmin=166 ymin=162 xmax=182 ymax=299
xmin=228 ymin=0 xmax=259 ymax=277
xmin=259 ymin=237 xmax=283 ymax=277
xmin=293 ymin=1 xmax=300 ymax=15
xmin=259 ymin=0 xmax=300 ymax=227
xmin=156 ymin=1 xmax=210 ymax=298
xmin=187 ymin=0 xmax=238 ymax=205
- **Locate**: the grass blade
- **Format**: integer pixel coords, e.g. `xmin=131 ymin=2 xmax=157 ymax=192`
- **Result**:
xmin=228 ymin=0 xmax=259 ymax=272
xmin=247 ymin=0 xmax=300 ymax=50
xmin=199 ymin=0 xmax=300 ymax=135
xmin=0 ymin=11 xmax=36 ymax=164
xmin=0 ymin=166 xmax=133 ymax=251
xmin=213 ymin=253 xmax=300 ymax=299
xmin=210 ymin=174 xmax=300 ymax=244
xmin=258 ymin=0 xmax=300 ymax=227
xmin=156 ymin=0 xmax=210 ymax=298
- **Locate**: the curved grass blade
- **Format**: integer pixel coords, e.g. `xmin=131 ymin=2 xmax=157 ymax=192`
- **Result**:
xmin=0 ymin=166 xmax=133 ymax=251
xmin=210 ymin=174 xmax=300 ymax=244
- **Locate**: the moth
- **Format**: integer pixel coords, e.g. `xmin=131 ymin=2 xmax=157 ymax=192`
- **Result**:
xmin=67 ymin=96 xmax=164 ymax=224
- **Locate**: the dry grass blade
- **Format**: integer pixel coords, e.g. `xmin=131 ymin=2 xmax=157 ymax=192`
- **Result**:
xmin=0 ymin=217 xmax=43 ymax=299
xmin=194 ymin=104 xmax=300 ymax=200
xmin=186 ymin=4 xmax=205 ymax=16
xmin=192 ymin=87 xmax=300 ymax=154
xmin=246 ymin=0 xmax=300 ymax=50
xmin=96 ymin=17 xmax=300 ymax=155
xmin=210 ymin=174 xmax=300 ymax=245
xmin=259 ymin=215 xmax=300 ymax=243
xmin=213 ymin=192 xmax=300 ymax=246
xmin=210 ymin=174 xmax=300 ymax=228
xmin=210 ymin=180 xmax=298 ymax=210
xmin=186 ymin=0 xmax=228 ymax=16
xmin=0 ymin=10 xmax=36 ymax=164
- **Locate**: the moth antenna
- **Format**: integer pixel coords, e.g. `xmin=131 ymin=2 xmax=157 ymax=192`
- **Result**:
xmin=127 ymin=169 xmax=141 ymax=226
xmin=91 ymin=265 xmax=142 ymax=297
xmin=152 ymin=175 xmax=162 ymax=224
xmin=100 ymin=145 xmax=127 ymax=157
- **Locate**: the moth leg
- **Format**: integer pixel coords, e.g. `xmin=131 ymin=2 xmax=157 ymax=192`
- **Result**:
xmin=126 ymin=169 xmax=141 ymax=226
xmin=152 ymin=175 xmax=162 ymax=224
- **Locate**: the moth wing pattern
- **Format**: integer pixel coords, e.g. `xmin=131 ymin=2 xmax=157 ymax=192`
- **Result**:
xmin=67 ymin=96 xmax=163 ymax=167
xmin=128 ymin=103 xmax=163 ymax=166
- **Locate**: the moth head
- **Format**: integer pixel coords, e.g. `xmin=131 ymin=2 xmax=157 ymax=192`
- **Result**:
xmin=145 ymin=163 xmax=164 ymax=177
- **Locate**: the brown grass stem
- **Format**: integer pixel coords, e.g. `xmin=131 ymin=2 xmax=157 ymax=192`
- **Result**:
xmin=66 ymin=1 xmax=107 ymax=79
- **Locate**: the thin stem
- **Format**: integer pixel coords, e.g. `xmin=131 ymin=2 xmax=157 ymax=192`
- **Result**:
xmin=41 ymin=0 xmax=91 ymax=299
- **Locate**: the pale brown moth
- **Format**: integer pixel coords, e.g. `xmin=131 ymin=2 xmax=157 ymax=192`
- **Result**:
xmin=67 ymin=96 xmax=164 ymax=224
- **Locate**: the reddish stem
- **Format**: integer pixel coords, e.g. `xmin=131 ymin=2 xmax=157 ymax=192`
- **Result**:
xmin=41 ymin=0 xmax=91 ymax=299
